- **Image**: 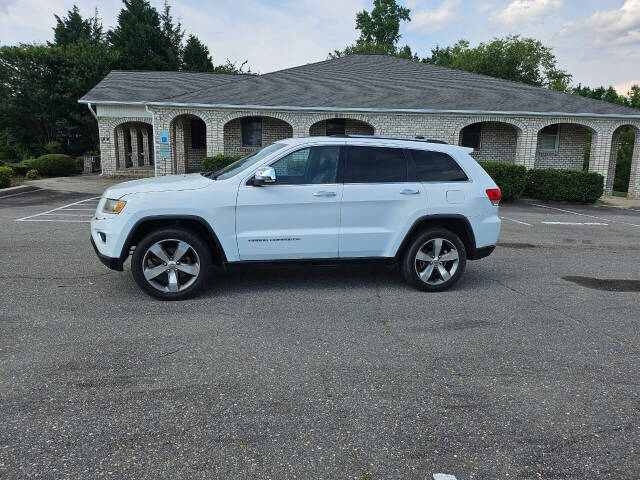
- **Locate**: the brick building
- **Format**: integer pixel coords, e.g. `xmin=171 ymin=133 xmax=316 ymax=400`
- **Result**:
xmin=80 ymin=54 xmax=640 ymax=198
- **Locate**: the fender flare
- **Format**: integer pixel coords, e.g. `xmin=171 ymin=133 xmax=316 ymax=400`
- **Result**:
xmin=395 ymin=214 xmax=477 ymax=259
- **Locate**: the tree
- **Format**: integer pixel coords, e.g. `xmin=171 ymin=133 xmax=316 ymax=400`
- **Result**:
xmin=424 ymin=36 xmax=572 ymax=90
xmin=330 ymin=0 xmax=413 ymax=60
xmin=182 ymin=35 xmax=214 ymax=72
xmin=51 ymin=5 xmax=103 ymax=47
xmin=108 ymin=0 xmax=172 ymax=71
xmin=160 ymin=0 xmax=184 ymax=70
xmin=355 ymin=0 xmax=410 ymax=45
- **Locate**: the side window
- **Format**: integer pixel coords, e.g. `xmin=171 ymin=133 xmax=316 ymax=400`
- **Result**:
xmin=345 ymin=146 xmax=406 ymax=183
xmin=409 ymin=150 xmax=468 ymax=182
xmin=271 ymin=146 xmax=340 ymax=185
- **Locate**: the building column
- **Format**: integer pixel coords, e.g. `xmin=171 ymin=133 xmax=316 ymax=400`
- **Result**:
xmin=129 ymin=126 xmax=140 ymax=167
xmin=292 ymin=123 xmax=307 ymax=138
xmin=588 ymin=130 xmax=613 ymax=196
xmin=514 ymin=129 xmax=537 ymax=169
xmin=115 ymin=125 xmax=128 ymax=170
xmin=174 ymin=119 xmax=188 ymax=174
xmin=141 ymin=127 xmax=150 ymax=166
xmin=627 ymin=131 xmax=640 ymax=199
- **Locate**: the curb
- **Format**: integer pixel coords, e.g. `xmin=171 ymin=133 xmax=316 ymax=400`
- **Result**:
xmin=0 ymin=185 xmax=40 ymax=198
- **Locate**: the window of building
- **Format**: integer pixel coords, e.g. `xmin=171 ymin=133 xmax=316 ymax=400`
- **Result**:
xmin=271 ymin=146 xmax=340 ymax=185
xmin=326 ymin=118 xmax=346 ymax=136
xmin=241 ymin=117 xmax=262 ymax=148
xmin=539 ymin=124 xmax=559 ymax=152
xmin=190 ymin=118 xmax=206 ymax=149
xmin=345 ymin=146 xmax=406 ymax=183
xmin=460 ymin=123 xmax=482 ymax=150
xmin=408 ymin=150 xmax=468 ymax=182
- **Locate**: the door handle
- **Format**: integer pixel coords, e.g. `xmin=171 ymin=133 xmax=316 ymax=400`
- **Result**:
xmin=400 ymin=188 xmax=420 ymax=195
xmin=313 ymin=191 xmax=336 ymax=197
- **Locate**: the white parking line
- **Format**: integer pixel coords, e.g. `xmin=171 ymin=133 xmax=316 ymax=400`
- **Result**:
xmin=0 ymin=189 xmax=41 ymax=199
xmin=500 ymin=216 xmax=533 ymax=226
xmin=532 ymin=203 xmax=640 ymax=227
xmin=542 ymin=221 xmax=608 ymax=226
xmin=16 ymin=196 xmax=99 ymax=223
xmin=433 ymin=474 xmax=457 ymax=480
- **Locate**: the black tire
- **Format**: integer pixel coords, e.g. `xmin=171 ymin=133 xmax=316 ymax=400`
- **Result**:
xmin=401 ymin=228 xmax=467 ymax=292
xmin=131 ymin=228 xmax=211 ymax=300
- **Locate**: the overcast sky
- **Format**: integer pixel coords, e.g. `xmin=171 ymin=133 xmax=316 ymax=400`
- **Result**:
xmin=0 ymin=0 xmax=638 ymax=93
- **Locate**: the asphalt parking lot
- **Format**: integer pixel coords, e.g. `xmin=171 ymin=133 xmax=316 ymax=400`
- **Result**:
xmin=1 ymin=188 xmax=639 ymax=479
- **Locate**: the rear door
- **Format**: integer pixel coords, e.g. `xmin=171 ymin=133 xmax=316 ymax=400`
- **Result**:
xmin=236 ymin=145 xmax=343 ymax=260
xmin=339 ymin=145 xmax=426 ymax=258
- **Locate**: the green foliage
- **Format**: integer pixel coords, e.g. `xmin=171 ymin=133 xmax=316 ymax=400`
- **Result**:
xmin=525 ymin=169 xmax=604 ymax=203
xmin=28 ymin=154 xmax=78 ymax=177
xmin=613 ymin=127 xmax=635 ymax=192
xmin=44 ymin=141 xmax=63 ymax=154
xmin=355 ymin=0 xmax=411 ymax=46
xmin=51 ymin=5 xmax=103 ymax=47
xmin=108 ymin=0 xmax=175 ymax=70
xmin=182 ymin=35 xmax=214 ymax=72
xmin=202 ymin=154 xmax=241 ymax=172
xmin=330 ymin=0 xmax=414 ymax=60
xmin=424 ymin=36 xmax=573 ymax=90
xmin=25 ymin=169 xmax=38 ymax=180
xmin=479 ymin=162 xmax=527 ymax=201
xmin=160 ymin=0 xmax=184 ymax=71
xmin=0 ymin=166 xmax=13 ymax=188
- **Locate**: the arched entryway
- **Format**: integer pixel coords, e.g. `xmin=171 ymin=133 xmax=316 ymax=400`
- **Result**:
xmin=608 ymin=125 xmax=640 ymax=197
xmin=534 ymin=122 xmax=595 ymax=171
xmin=309 ymin=118 xmax=374 ymax=136
xmin=458 ymin=121 xmax=522 ymax=163
xmin=170 ymin=114 xmax=207 ymax=174
xmin=222 ymin=116 xmax=293 ymax=157
xmin=113 ymin=121 xmax=154 ymax=172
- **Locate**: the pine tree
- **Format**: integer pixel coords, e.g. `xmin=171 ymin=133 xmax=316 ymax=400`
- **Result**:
xmin=52 ymin=5 xmax=103 ymax=47
xmin=108 ymin=0 xmax=171 ymax=71
xmin=160 ymin=0 xmax=184 ymax=70
xmin=182 ymin=35 xmax=214 ymax=72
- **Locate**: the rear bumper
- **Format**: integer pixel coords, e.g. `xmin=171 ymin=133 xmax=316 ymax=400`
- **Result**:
xmin=469 ymin=245 xmax=495 ymax=260
xmin=91 ymin=236 xmax=123 ymax=271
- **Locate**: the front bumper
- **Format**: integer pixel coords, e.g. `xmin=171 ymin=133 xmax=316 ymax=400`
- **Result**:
xmin=91 ymin=236 xmax=124 ymax=271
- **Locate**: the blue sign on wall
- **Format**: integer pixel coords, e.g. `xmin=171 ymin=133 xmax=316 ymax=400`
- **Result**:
xmin=158 ymin=130 xmax=169 ymax=144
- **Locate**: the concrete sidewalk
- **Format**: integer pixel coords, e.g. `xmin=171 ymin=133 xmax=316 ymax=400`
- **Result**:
xmin=599 ymin=195 xmax=640 ymax=209
xmin=24 ymin=173 xmax=126 ymax=195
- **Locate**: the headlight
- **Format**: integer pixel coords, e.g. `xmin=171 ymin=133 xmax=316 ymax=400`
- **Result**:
xmin=102 ymin=198 xmax=127 ymax=214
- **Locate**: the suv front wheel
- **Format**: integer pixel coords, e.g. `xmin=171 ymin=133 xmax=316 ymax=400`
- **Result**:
xmin=402 ymin=228 xmax=467 ymax=291
xmin=131 ymin=228 xmax=211 ymax=300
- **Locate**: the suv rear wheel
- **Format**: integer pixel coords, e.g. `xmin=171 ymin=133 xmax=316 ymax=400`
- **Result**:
xmin=131 ymin=228 xmax=211 ymax=300
xmin=402 ymin=228 xmax=467 ymax=291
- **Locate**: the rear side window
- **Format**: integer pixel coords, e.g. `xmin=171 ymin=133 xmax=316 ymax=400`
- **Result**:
xmin=408 ymin=149 xmax=468 ymax=182
xmin=345 ymin=146 xmax=407 ymax=183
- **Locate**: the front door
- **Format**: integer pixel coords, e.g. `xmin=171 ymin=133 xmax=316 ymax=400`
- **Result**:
xmin=236 ymin=145 xmax=343 ymax=260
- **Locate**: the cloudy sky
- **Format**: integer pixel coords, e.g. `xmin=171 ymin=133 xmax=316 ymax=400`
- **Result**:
xmin=0 ymin=0 xmax=638 ymax=93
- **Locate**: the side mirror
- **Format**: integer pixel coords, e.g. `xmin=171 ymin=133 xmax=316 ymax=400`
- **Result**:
xmin=253 ymin=166 xmax=276 ymax=186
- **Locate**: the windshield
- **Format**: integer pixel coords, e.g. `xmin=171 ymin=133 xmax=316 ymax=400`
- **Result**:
xmin=205 ymin=143 xmax=286 ymax=180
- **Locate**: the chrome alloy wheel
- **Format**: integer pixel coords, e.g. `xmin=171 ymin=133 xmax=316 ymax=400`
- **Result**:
xmin=414 ymin=238 xmax=460 ymax=285
xmin=142 ymin=239 xmax=201 ymax=293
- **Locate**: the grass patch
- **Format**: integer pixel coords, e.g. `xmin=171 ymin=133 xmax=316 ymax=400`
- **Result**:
xmin=612 ymin=190 xmax=627 ymax=197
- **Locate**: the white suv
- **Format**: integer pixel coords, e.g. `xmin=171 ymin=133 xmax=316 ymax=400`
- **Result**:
xmin=91 ymin=136 xmax=501 ymax=300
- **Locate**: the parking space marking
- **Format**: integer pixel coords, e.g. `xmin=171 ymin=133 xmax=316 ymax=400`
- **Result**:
xmin=0 ymin=188 xmax=42 ymax=199
xmin=16 ymin=196 xmax=99 ymax=223
xmin=532 ymin=203 xmax=640 ymax=227
xmin=500 ymin=216 xmax=533 ymax=226
xmin=542 ymin=221 xmax=608 ymax=226
xmin=433 ymin=474 xmax=457 ymax=480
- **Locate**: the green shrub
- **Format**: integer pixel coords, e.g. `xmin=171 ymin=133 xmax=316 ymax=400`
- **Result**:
xmin=28 ymin=154 xmax=77 ymax=177
xmin=0 ymin=166 xmax=13 ymax=188
xmin=202 ymin=154 xmax=241 ymax=172
xmin=25 ymin=169 xmax=38 ymax=180
xmin=479 ymin=162 xmax=527 ymax=201
xmin=6 ymin=159 xmax=34 ymax=176
xmin=525 ymin=169 xmax=604 ymax=203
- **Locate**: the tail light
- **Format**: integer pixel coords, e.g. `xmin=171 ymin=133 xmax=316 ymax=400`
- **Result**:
xmin=486 ymin=188 xmax=501 ymax=206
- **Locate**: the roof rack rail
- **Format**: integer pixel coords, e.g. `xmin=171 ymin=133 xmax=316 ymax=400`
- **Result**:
xmin=328 ymin=134 xmax=448 ymax=144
